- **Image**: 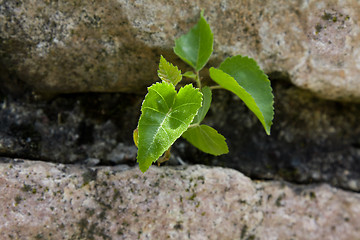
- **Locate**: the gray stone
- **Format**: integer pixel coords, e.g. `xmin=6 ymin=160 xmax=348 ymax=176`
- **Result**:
xmin=256 ymin=181 xmax=360 ymax=240
xmin=1 ymin=0 xmax=360 ymax=100
xmin=0 ymin=160 xmax=359 ymax=239
xmin=107 ymin=143 xmax=138 ymax=165
xmin=0 ymin=92 xmax=140 ymax=165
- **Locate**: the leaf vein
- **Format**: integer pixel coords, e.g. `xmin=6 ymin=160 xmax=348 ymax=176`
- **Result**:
xmin=167 ymin=115 xmax=187 ymax=126
xmin=150 ymin=87 xmax=171 ymax=110
xmin=199 ymin=127 xmax=221 ymax=147
xmin=143 ymin=107 xmax=166 ymax=115
xmin=171 ymin=102 xmax=199 ymax=111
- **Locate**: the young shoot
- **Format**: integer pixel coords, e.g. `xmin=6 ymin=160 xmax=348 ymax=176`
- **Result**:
xmin=134 ymin=11 xmax=274 ymax=172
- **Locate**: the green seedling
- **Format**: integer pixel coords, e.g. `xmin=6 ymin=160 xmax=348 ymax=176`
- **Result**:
xmin=134 ymin=11 xmax=274 ymax=172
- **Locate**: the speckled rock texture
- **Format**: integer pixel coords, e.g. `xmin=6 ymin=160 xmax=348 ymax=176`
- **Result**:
xmin=0 ymin=160 xmax=359 ymax=240
xmin=1 ymin=0 xmax=360 ymax=100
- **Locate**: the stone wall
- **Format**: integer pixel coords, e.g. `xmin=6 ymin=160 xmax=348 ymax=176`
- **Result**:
xmin=1 ymin=160 xmax=359 ymax=240
xmin=1 ymin=0 xmax=360 ymax=238
xmin=1 ymin=0 xmax=360 ymax=100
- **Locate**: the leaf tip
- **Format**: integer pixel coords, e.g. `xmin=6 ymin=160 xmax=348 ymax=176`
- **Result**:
xmin=139 ymin=165 xmax=149 ymax=173
xmin=138 ymin=158 xmax=151 ymax=173
xmin=200 ymin=9 xmax=205 ymax=18
xmin=265 ymin=128 xmax=271 ymax=136
xmin=157 ymin=55 xmax=182 ymax=86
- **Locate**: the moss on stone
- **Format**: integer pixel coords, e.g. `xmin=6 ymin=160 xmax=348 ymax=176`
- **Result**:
xmin=188 ymin=193 xmax=197 ymax=201
xmin=315 ymin=24 xmax=323 ymax=34
xmin=322 ymin=12 xmax=333 ymax=21
xmin=240 ymin=225 xmax=248 ymax=239
xmin=14 ymin=195 xmax=22 ymax=206
xmin=21 ymin=183 xmax=32 ymax=192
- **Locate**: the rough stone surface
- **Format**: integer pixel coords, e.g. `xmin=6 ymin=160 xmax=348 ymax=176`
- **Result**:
xmin=1 ymin=0 xmax=360 ymax=100
xmin=0 ymin=160 xmax=359 ymax=240
xmin=257 ymin=182 xmax=360 ymax=240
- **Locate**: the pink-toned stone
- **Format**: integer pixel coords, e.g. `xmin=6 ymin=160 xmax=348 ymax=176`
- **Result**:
xmin=0 ymin=160 xmax=262 ymax=239
xmin=1 ymin=0 xmax=360 ymax=100
xmin=1 ymin=160 xmax=359 ymax=239
xmin=258 ymin=182 xmax=360 ymax=240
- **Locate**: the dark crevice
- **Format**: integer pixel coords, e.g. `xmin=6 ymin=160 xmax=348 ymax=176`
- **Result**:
xmin=0 ymin=154 xmax=53 ymax=163
xmin=1 ymin=74 xmax=360 ymax=193
xmin=77 ymin=121 xmax=95 ymax=145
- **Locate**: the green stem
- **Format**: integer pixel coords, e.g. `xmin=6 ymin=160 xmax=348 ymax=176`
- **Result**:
xmin=195 ymin=71 xmax=201 ymax=89
xmin=188 ymin=123 xmax=199 ymax=129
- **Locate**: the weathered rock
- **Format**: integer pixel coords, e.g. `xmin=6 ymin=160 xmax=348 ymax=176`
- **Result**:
xmin=1 ymin=0 xmax=360 ymax=100
xmin=0 ymin=160 xmax=359 ymax=239
xmin=257 ymin=181 xmax=360 ymax=240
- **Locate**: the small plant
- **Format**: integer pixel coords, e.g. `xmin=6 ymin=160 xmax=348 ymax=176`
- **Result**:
xmin=134 ymin=11 xmax=274 ymax=172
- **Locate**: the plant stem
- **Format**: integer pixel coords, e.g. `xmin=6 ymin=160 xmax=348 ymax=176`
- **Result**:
xmin=157 ymin=147 xmax=171 ymax=165
xmin=188 ymin=123 xmax=199 ymax=128
xmin=195 ymin=71 xmax=202 ymax=89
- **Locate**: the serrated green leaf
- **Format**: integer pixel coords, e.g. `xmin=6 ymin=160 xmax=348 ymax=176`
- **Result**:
xmin=174 ymin=11 xmax=213 ymax=72
xmin=209 ymin=56 xmax=274 ymax=135
xmin=182 ymin=124 xmax=228 ymax=156
xmin=183 ymin=71 xmax=197 ymax=79
xmin=192 ymin=86 xmax=212 ymax=124
xmin=137 ymin=82 xmax=202 ymax=172
xmin=157 ymin=55 xmax=182 ymax=86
